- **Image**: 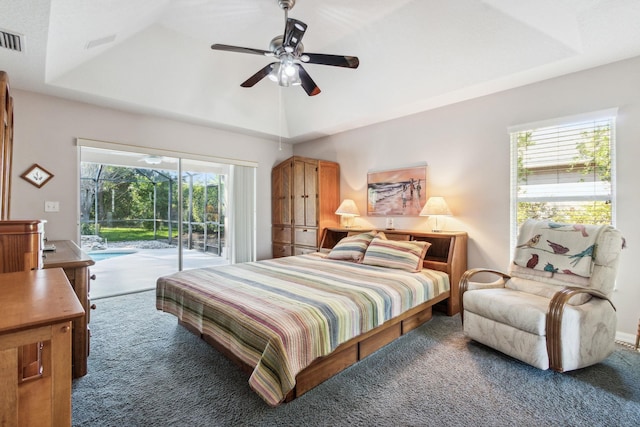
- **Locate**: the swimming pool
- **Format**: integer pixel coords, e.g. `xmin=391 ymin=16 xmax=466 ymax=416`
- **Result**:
xmin=89 ymin=249 xmax=137 ymax=262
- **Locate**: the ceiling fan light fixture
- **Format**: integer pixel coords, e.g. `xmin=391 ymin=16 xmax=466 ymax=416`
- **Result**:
xmin=279 ymin=68 xmax=301 ymax=87
xmin=284 ymin=64 xmax=296 ymax=77
xmin=289 ymin=73 xmax=301 ymax=87
xmin=268 ymin=63 xmax=280 ymax=82
xmin=269 ymin=58 xmax=301 ymax=87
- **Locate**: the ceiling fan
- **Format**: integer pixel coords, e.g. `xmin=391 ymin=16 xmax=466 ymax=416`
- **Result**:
xmin=210 ymin=0 xmax=359 ymax=96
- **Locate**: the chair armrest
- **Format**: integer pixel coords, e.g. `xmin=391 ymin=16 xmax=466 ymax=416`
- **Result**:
xmin=546 ymin=287 xmax=616 ymax=372
xmin=459 ymin=268 xmax=511 ymax=324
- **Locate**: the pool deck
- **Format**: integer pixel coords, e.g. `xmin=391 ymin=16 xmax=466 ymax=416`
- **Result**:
xmin=90 ymin=248 xmax=229 ymax=299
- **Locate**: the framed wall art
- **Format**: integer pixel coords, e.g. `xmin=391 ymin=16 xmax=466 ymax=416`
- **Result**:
xmin=367 ymin=165 xmax=427 ymax=216
xmin=21 ymin=163 xmax=54 ymax=188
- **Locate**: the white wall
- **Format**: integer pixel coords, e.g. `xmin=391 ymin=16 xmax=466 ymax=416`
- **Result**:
xmin=294 ymin=56 xmax=640 ymax=339
xmin=10 ymin=90 xmax=293 ymax=260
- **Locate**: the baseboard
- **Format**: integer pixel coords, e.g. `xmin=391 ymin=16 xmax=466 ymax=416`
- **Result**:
xmin=615 ymin=331 xmax=638 ymax=348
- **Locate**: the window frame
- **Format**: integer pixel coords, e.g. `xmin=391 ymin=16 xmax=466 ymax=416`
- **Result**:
xmin=508 ymin=108 xmax=617 ymax=248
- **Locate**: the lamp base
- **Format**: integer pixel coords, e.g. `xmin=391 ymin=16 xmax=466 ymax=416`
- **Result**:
xmin=430 ymin=216 xmax=447 ymax=233
xmin=341 ymin=215 xmax=356 ymax=228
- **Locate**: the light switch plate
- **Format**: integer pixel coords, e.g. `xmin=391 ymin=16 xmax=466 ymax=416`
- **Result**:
xmin=44 ymin=201 xmax=60 ymax=212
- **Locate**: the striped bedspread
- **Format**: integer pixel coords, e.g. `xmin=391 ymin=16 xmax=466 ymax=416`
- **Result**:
xmin=155 ymin=253 xmax=449 ymax=406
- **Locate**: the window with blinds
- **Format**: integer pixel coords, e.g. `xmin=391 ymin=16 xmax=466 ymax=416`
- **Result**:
xmin=509 ymin=110 xmax=616 ymax=244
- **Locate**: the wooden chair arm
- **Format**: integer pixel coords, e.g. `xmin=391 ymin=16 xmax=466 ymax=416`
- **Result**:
xmin=459 ymin=268 xmax=511 ymax=324
xmin=546 ymin=287 xmax=616 ymax=372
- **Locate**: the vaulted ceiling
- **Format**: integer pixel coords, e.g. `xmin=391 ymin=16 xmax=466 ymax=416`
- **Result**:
xmin=3 ymin=0 xmax=640 ymax=143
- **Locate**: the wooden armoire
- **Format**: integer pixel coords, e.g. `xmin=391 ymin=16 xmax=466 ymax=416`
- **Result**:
xmin=272 ymin=156 xmax=340 ymax=257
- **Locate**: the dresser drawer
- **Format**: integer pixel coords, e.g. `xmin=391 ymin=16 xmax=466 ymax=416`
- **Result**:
xmin=294 ymin=228 xmax=318 ymax=248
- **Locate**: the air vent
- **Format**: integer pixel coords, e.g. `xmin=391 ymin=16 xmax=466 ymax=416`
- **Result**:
xmin=0 ymin=29 xmax=23 ymax=52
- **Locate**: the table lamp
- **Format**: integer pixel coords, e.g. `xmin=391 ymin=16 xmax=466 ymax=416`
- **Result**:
xmin=335 ymin=199 xmax=360 ymax=228
xmin=419 ymin=196 xmax=452 ymax=232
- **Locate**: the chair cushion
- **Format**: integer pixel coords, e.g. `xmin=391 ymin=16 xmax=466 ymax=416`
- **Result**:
xmin=513 ymin=220 xmax=610 ymax=278
xmin=509 ymin=223 xmax=624 ymax=297
xmin=463 ymin=288 xmax=550 ymax=336
xmin=463 ymin=311 xmax=550 ymax=370
xmin=505 ymin=275 xmax=592 ymax=306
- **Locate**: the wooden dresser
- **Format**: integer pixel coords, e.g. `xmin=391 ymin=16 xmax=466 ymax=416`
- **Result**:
xmin=43 ymin=240 xmax=95 ymax=379
xmin=272 ymin=156 xmax=340 ymax=257
xmin=0 ymin=268 xmax=84 ymax=426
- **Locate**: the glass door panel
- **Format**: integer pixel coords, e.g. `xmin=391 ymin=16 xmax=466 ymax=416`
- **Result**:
xmin=79 ymin=146 xmax=230 ymax=299
xmin=179 ymin=158 xmax=229 ymax=270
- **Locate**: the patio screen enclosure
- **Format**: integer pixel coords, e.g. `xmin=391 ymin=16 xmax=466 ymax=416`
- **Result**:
xmin=80 ymin=163 xmax=226 ymax=254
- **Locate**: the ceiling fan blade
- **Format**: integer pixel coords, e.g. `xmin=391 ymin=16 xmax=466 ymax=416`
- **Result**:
xmin=301 ymin=53 xmax=360 ymax=69
xmin=283 ymin=18 xmax=307 ymax=52
xmin=240 ymin=63 xmax=276 ymax=88
xmin=296 ymin=65 xmax=321 ymax=96
xmin=211 ymin=44 xmax=273 ymax=57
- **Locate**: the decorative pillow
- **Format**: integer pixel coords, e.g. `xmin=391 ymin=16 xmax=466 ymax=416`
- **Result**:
xmin=326 ymin=231 xmax=377 ymax=262
xmin=361 ymin=237 xmax=431 ymax=272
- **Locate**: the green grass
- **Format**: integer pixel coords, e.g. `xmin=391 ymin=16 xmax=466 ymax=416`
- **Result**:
xmin=93 ymin=227 xmax=179 ymax=242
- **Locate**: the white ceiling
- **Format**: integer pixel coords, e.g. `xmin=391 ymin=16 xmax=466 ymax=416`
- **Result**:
xmin=2 ymin=0 xmax=640 ymax=143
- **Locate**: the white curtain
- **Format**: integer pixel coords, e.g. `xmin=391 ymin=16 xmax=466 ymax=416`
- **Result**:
xmin=228 ymin=165 xmax=256 ymax=263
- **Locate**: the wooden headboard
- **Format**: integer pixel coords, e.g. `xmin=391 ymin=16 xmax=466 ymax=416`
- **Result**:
xmin=320 ymin=227 xmax=468 ymax=316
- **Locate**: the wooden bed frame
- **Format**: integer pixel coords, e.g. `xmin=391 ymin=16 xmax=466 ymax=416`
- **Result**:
xmin=179 ymin=227 xmax=467 ymax=403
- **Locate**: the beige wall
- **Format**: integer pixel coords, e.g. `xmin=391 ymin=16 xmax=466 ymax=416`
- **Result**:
xmin=8 ymin=55 xmax=639 ymax=339
xmin=10 ymin=90 xmax=293 ymax=260
xmin=294 ymin=55 xmax=640 ymax=340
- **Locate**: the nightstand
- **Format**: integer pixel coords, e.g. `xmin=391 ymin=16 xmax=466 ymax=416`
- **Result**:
xmin=43 ymin=240 xmax=95 ymax=378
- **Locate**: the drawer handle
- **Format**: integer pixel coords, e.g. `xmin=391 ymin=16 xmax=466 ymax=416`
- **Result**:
xmin=90 ymin=274 xmax=96 ymax=280
xmin=90 ymin=304 xmax=97 ymax=310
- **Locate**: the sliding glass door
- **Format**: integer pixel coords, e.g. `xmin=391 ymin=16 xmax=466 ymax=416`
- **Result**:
xmin=79 ymin=145 xmax=238 ymax=298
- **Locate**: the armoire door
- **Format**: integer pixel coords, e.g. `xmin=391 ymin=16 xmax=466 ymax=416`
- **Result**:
xmin=272 ymin=159 xmax=292 ymax=226
xmin=293 ymin=159 xmax=317 ymax=227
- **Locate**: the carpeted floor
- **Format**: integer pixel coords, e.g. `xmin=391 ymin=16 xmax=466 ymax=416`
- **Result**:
xmin=72 ymin=290 xmax=640 ymax=426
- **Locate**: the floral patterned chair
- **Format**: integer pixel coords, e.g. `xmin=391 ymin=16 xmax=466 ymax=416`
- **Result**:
xmin=459 ymin=219 xmax=625 ymax=372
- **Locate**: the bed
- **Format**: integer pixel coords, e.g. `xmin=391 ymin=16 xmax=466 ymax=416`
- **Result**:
xmin=156 ymin=228 xmax=467 ymax=406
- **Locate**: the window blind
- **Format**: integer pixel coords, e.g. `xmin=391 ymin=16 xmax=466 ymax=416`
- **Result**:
xmin=228 ymin=165 xmax=256 ymax=264
xmin=509 ymin=110 xmax=616 ymax=246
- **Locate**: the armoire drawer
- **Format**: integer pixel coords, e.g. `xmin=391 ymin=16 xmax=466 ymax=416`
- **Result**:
xmin=273 ymin=243 xmax=292 ymax=258
xmin=294 ymin=228 xmax=318 ymax=247
xmin=272 ymin=226 xmax=292 ymax=244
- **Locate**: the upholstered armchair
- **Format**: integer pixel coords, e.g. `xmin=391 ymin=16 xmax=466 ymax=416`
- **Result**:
xmin=460 ymin=219 xmax=625 ymax=372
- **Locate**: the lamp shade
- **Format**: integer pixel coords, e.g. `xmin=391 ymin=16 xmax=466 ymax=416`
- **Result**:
xmin=335 ymin=199 xmax=360 ymax=216
xmin=419 ymin=197 xmax=452 ymax=216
